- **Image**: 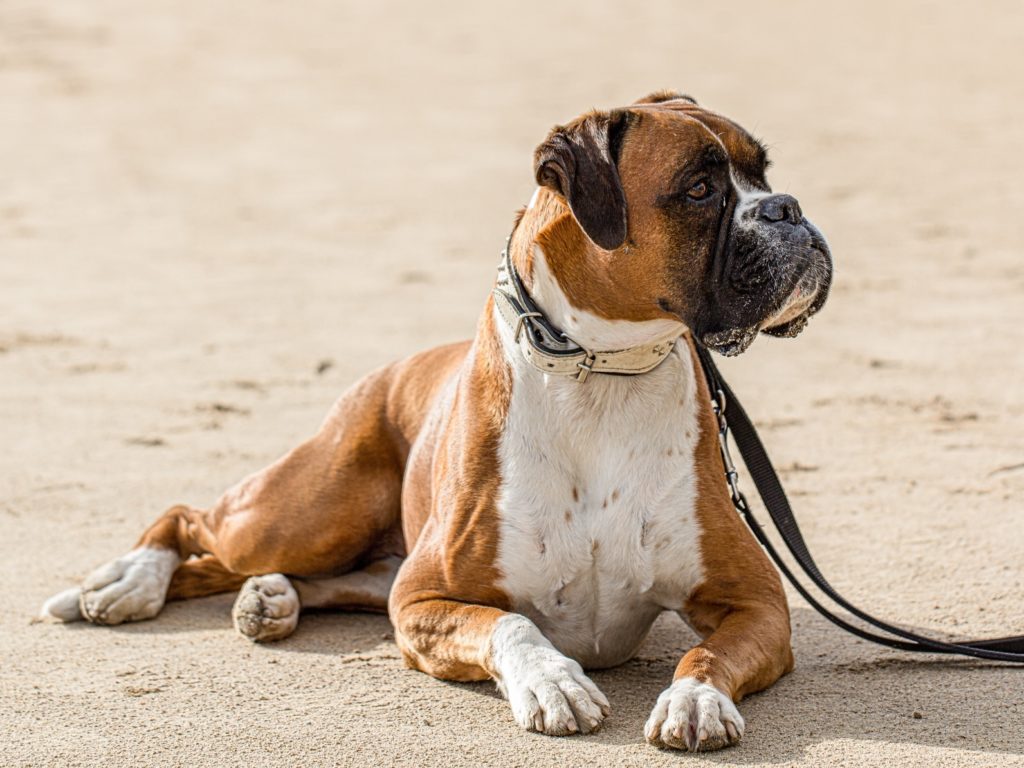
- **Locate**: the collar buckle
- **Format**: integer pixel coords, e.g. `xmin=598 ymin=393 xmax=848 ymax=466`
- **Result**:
xmin=575 ymin=352 xmax=597 ymax=383
xmin=497 ymin=233 xmax=681 ymax=383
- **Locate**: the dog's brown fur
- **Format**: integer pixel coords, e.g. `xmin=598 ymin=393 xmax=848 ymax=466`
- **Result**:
xmin=46 ymin=92 xmax=818 ymax=752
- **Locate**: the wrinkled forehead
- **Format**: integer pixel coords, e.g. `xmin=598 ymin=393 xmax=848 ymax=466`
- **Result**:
xmin=623 ymin=102 xmax=771 ymax=191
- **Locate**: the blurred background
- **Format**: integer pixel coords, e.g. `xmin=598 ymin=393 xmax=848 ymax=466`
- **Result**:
xmin=3 ymin=2 xmax=1023 ymax=766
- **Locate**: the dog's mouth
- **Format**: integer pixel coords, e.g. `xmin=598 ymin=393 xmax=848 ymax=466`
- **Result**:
xmin=762 ymin=228 xmax=832 ymax=339
xmin=701 ymin=230 xmax=832 ymax=356
xmin=760 ymin=265 xmax=827 ymax=338
xmin=700 ymin=325 xmax=760 ymax=357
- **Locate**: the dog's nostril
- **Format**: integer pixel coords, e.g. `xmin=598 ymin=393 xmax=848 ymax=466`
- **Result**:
xmin=755 ymin=194 xmax=802 ymax=224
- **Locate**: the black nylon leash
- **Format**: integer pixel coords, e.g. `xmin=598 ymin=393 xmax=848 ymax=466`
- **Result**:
xmin=694 ymin=343 xmax=1024 ymax=663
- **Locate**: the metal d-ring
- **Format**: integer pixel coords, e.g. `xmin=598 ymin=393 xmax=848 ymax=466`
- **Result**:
xmin=514 ymin=311 xmax=543 ymax=343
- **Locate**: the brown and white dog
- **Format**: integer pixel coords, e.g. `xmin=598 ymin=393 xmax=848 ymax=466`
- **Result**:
xmin=42 ymin=91 xmax=832 ymax=752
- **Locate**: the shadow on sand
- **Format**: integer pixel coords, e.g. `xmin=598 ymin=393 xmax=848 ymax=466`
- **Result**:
xmin=54 ymin=596 xmax=1023 ymax=762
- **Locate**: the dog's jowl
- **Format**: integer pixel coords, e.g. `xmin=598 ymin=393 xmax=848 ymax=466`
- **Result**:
xmin=42 ymin=91 xmax=832 ymax=752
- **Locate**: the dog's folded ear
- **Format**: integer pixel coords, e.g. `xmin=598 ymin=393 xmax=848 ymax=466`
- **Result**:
xmin=533 ymin=110 xmax=634 ymax=252
xmin=632 ymin=90 xmax=698 ymax=105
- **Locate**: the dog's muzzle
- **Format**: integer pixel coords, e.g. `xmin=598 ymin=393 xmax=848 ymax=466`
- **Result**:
xmin=700 ymin=193 xmax=833 ymax=356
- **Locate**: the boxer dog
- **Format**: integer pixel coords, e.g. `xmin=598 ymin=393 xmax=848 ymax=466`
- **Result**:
xmin=41 ymin=91 xmax=832 ymax=752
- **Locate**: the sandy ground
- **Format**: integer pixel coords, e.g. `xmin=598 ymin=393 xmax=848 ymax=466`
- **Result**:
xmin=2 ymin=1 xmax=1023 ymax=766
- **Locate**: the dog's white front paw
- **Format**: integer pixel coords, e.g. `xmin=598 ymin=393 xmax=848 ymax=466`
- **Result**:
xmin=491 ymin=615 xmax=610 ymax=736
xmin=644 ymin=677 xmax=744 ymax=752
xmin=232 ymin=574 xmax=300 ymax=642
xmin=79 ymin=548 xmax=180 ymax=625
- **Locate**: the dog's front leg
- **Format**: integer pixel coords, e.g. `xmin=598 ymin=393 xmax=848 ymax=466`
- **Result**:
xmin=644 ymin=580 xmax=794 ymax=752
xmin=393 ymin=598 xmax=610 ymax=735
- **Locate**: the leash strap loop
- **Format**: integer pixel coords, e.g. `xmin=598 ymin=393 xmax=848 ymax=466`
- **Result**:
xmin=695 ymin=343 xmax=1024 ymax=664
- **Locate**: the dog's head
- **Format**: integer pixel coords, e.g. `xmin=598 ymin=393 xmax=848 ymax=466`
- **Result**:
xmin=533 ymin=91 xmax=833 ymax=355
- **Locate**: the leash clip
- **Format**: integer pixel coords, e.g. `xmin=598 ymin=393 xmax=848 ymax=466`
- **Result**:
xmin=711 ymin=388 xmax=744 ymax=508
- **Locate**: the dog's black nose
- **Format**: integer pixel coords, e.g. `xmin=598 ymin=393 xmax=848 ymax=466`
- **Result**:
xmin=755 ymin=194 xmax=802 ymax=224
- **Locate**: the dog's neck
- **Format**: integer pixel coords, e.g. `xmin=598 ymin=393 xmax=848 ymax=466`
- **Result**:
xmin=506 ymin=188 xmax=685 ymax=352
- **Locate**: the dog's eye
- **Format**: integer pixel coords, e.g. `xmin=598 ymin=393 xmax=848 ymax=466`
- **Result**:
xmin=686 ymin=180 xmax=711 ymax=200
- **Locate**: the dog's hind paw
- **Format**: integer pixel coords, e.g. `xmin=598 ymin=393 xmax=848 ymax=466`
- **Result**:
xmin=232 ymin=574 xmax=300 ymax=642
xmin=79 ymin=547 xmax=180 ymax=625
xmin=40 ymin=587 xmax=84 ymax=622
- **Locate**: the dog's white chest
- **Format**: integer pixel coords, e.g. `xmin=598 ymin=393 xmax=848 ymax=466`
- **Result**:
xmin=495 ymin=344 xmax=705 ymax=668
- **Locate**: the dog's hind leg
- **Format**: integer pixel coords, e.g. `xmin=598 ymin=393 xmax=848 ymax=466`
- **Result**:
xmin=39 ymin=344 xmax=467 ymax=628
xmin=292 ymin=554 xmax=400 ymax=613
xmin=167 ymin=554 xmax=249 ymax=601
xmin=41 ymin=503 xmax=219 ymax=625
xmin=231 ymin=555 xmax=401 ymax=642
xmin=38 ymin=368 xmax=405 ymax=627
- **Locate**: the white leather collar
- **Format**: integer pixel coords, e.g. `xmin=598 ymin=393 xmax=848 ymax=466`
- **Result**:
xmin=492 ymin=241 xmax=683 ymax=383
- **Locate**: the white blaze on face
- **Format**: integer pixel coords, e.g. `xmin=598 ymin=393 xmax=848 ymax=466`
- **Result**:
xmin=726 ymin=172 xmax=815 ymax=328
xmin=729 ymin=171 xmax=772 ymax=232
